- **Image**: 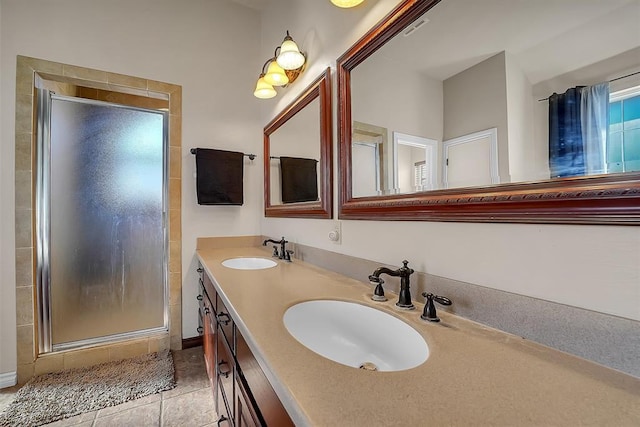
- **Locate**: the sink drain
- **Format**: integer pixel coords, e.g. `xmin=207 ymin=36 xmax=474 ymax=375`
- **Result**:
xmin=359 ymin=362 xmax=378 ymax=371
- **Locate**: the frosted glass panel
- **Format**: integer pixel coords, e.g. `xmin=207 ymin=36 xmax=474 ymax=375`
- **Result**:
xmin=49 ymin=98 xmax=166 ymax=346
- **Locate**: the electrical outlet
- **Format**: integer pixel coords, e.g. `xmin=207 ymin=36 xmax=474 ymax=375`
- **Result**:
xmin=328 ymin=220 xmax=342 ymax=244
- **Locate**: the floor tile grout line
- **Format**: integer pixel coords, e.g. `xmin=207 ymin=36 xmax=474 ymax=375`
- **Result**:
xmin=159 ymin=395 xmax=164 ymax=426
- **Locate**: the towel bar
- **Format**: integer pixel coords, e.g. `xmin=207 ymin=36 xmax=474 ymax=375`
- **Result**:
xmin=190 ymin=148 xmax=256 ymax=161
xmin=270 ymin=156 xmax=318 ymax=162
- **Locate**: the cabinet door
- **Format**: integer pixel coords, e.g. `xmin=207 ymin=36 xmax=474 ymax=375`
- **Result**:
xmin=235 ymin=373 xmax=260 ymax=427
xmin=202 ymin=295 xmax=216 ymax=386
xmin=217 ymin=323 xmax=235 ymax=425
xmin=202 ymin=270 xmax=217 ymax=304
xmin=216 ymin=378 xmax=233 ymax=427
xmin=236 ymin=330 xmax=294 ymax=426
xmin=216 ymin=293 xmax=234 ymax=353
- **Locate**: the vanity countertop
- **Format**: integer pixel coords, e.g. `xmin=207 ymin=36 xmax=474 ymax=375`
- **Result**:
xmin=196 ymin=244 xmax=640 ymax=426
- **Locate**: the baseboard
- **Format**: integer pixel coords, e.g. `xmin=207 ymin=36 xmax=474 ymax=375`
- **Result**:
xmin=0 ymin=371 xmax=17 ymax=389
xmin=182 ymin=336 xmax=203 ymax=349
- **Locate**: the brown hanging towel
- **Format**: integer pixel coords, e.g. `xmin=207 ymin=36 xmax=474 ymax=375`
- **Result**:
xmin=279 ymin=156 xmax=318 ymax=204
xmin=195 ymin=148 xmax=244 ymax=205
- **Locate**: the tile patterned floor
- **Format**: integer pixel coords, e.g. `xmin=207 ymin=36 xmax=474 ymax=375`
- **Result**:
xmin=0 ymin=346 xmax=218 ymax=427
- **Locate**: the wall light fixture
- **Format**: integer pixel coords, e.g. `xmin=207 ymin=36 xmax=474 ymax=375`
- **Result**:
xmin=331 ymin=0 xmax=365 ymax=8
xmin=254 ymin=31 xmax=307 ymax=99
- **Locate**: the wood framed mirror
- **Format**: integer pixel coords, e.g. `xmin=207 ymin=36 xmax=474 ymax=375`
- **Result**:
xmin=337 ymin=0 xmax=640 ymax=224
xmin=264 ymin=68 xmax=333 ymax=218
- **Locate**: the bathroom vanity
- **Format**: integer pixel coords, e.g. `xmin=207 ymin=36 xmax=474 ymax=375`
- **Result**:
xmin=196 ymin=238 xmax=640 ymax=426
xmin=197 ymin=261 xmax=293 ymax=426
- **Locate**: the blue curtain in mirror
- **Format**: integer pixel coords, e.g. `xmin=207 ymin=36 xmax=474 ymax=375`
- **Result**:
xmin=549 ymin=87 xmax=585 ymax=178
xmin=549 ymin=83 xmax=610 ymax=178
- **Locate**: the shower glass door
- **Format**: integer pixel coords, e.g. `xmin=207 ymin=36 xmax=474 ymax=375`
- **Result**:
xmin=36 ymin=90 xmax=168 ymax=352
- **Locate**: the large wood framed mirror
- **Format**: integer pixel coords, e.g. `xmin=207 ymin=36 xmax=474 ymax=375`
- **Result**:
xmin=264 ymin=68 xmax=333 ymax=218
xmin=338 ymin=0 xmax=640 ymax=224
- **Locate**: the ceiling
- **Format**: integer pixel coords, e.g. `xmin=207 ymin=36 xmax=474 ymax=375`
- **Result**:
xmin=378 ymin=0 xmax=640 ymax=84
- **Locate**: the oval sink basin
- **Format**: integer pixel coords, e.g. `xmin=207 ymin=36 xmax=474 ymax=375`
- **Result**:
xmin=283 ymin=300 xmax=428 ymax=372
xmin=221 ymin=257 xmax=277 ymax=270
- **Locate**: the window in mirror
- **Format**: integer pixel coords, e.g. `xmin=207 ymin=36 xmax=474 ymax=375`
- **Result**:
xmin=337 ymin=0 xmax=640 ymax=223
xmin=264 ymin=68 xmax=332 ymax=218
xmin=609 ymin=86 xmax=640 ymax=173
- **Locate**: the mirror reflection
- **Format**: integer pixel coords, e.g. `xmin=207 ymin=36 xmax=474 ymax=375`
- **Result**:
xmin=350 ymin=0 xmax=640 ymax=198
xmin=269 ymin=97 xmax=321 ymax=205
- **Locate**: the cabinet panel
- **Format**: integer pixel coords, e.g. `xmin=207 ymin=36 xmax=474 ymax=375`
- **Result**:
xmin=216 ymin=377 xmax=233 ymax=427
xmin=217 ymin=325 xmax=235 ymax=425
xmin=202 ymin=271 xmax=217 ymax=310
xmin=236 ymin=330 xmax=294 ymax=426
xmin=235 ymin=373 xmax=260 ymax=427
xmin=216 ymin=293 xmax=234 ymax=353
xmin=202 ymin=296 xmax=216 ymax=386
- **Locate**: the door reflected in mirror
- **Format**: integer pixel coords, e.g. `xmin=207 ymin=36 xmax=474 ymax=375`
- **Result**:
xmin=264 ymin=68 xmax=333 ymax=218
xmin=393 ymin=132 xmax=438 ymax=193
xmin=351 ymin=121 xmax=387 ymax=197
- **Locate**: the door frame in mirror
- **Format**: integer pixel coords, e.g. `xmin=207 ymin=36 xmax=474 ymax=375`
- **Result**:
xmin=264 ymin=67 xmax=333 ymax=218
xmin=337 ymin=0 xmax=640 ymax=224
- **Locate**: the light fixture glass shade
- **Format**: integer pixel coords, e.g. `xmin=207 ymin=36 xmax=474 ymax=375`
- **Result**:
xmin=277 ymin=37 xmax=306 ymax=70
xmin=254 ymin=76 xmax=276 ymax=99
xmin=331 ymin=0 xmax=365 ymax=8
xmin=263 ymin=60 xmax=289 ymax=86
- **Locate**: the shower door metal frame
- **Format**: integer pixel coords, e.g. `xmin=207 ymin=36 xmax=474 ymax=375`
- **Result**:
xmin=35 ymin=89 xmax=170 ymax=354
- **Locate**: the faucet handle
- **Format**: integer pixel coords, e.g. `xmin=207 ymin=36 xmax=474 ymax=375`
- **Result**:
xmin=284 ymin=249 xmax=294 ymax=262
xmin=420 ymin=292 xmax=452 ymax=322
xmin=369 ymin=276 xmax=387 ymax=302
xmin=272 ymin=245 xmax=279 ymax=258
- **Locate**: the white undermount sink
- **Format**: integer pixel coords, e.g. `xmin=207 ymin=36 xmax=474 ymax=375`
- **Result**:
xmin=221 ymin=257 xmax=277 ymax=270
xmin=283 ymin=300 xmax=429 ymax=372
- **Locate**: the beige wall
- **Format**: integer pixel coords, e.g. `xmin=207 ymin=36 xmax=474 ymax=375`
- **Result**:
xmin=505 ymin=53 xmax=540 ymax=182
xmin=444 ymin=51 xmax=510 ymax=183
xmin=259 ymin=0 xmax=640 ymax=323
xmin=352 ymin=48 xmax=443 ymax=189
xmin=0 ymin=0 xmax=263 ymax=380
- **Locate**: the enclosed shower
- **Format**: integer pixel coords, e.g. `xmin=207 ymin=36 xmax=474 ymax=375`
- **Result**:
xmin=35 ymin=89 xmax=169 ymax=353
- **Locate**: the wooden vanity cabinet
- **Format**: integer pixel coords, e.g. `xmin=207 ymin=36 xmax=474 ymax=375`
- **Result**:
xmin=197 ymin=264 xmax=293 ymax=426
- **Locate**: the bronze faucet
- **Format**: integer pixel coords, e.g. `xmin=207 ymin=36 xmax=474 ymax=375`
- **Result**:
xmin=368 ymin=260 xmax=415 ymax=309
xmin=262 ymin=236 xmax=293 ymax=261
